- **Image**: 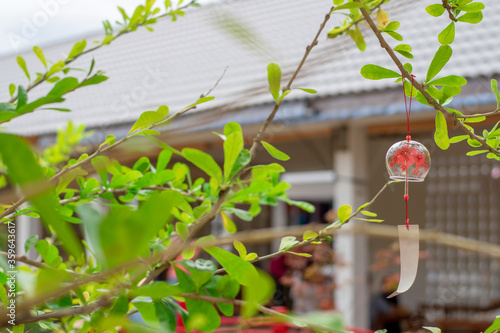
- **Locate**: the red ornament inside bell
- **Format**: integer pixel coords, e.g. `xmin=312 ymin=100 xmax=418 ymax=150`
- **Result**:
xmin=386 ymin=140 xmax=431 ymax=182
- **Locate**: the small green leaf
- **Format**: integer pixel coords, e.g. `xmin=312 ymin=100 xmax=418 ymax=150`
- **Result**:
xmin=427 ymin=75 xmax=467 ymax=86
xmin=221 ymin=212 xmax=237 ymax=233
xmin=278 ymin=236 xmax=299 ymax=252
xmin=403 ymin=63 xmax=413 ymax=74
xmin=176 ymin=222 xmax=190 ymax=241
xmin=438 ymin=22 xmax=455 ymax=45
xmin=242 ymin=269 xmax=275 ymax=318
xmin=223 ymin=207 xmax=252 ymax=221
xmin=337 ymin=204 xmax=352 ymax=223
xmin=348 ymin=26 xmax=366 ymax=51
xmin=457 ymin=2 xmax=485 ymax=12
xmin=456 ymin=11 xmax=483 ymax=23
xmin=234 ymin=240 xmax=247 ymax=258
xmin=24 ymin=234 xmax=39 ymax=253
xmin=33 ymin=46 xmax=47 ymax=68
xmin=181 ymin=96 xmax=214 ymax=112
xmin=360 ymin=64 xmax=400 ymax=80
xmin=185 ymin=298 xmax=221 ymax=332
xmin=331 ymin=2 xmax=364 ymax=11
xmin=223 ymin=122 xmax=244 ymax=181
xmin=434 ymin=111 xmax=450 ymax=150
xmin=261 ymin=141 xmax=290 ymax=161
xmin=466 ymin=150 xmax=488 ymax=156
xmin=48 ymin=77 xmax=79 ymax=96
xmin=384 ymin=31 xmax=403 ymax=41
xmin=485 ymin=316 xmax=500 ymax=333
xmin=467 ymin=138 xmax=482 ymax=147
xmin=423 ymin=327 xmax=441 ymax=333
xmin=353 ymin=218 xmax=384 ymax=223
xmin=383 ymin=21 xmax=400 ymax=32
xmin=245 ymin=253 xmax=258 ymax=261
xmin=303 ymin=230 xmax=318 ymax=241
xmin=17 ymin=56 xmax=30 ymax=80
xmin=333 ymin=0 xmax=344 ymax=5
xmin=267 ymin=63 xmax=281 ymax=102
xmin=8 ymin=84 xmax=16 ymax=97
xmin=426 ymin=45 xmax=452 ymax=82
xmin=361 ymin=211 xmax=377 ymax=217
xmin=464 ymin=116 xmax=486 ymax=123
xmin=67 ymin=39 xmax=87 ymax=59
xmin=182 ymin=148 xmax=223 ymax=184
xmin=491 ymin=79 xmax=500 ymax=108
xmin=425 ymin=4 xmax=445 ymax=17
xmin=450 ymin=135 xmax=469 ymax=143
xmin=129 ymin=111 xmax=164 ymax=134
xmin=204 ymin=246 xmax=259 ymax=286
xmin=295 ymin=87 xmax=317 ymax=94
xmin=403 ymin=80 xmax=417 ymax=97
xmin=47 ymin=61 xmax=66 ymax=77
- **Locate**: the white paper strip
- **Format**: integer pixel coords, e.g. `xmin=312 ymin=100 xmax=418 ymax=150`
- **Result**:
xmin=387 ymin=225 xmax=419 ymax=298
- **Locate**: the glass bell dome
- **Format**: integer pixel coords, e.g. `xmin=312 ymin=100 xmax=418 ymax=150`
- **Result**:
xmin=386 ymin=140 xmax=431 ymax=182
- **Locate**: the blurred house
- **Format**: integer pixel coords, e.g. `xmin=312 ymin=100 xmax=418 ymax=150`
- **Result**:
xmin=1 ymin=0 xmax=499 ymax=330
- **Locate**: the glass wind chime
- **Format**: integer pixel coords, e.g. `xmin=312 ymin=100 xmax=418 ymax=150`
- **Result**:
xmin=385 ymin=75 xmax=431 ymax=298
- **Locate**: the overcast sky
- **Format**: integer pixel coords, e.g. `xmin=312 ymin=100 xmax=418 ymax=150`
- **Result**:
xmin=0 ymin=0 xmax=208 ymax=58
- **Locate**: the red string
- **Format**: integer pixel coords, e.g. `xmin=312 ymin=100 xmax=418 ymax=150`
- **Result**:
xmin=403 ymin=75 xmax=415 ymax=229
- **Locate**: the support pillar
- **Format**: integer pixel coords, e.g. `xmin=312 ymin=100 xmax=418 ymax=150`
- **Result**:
xmin=333 ymin=124 xmax=369 ymax=328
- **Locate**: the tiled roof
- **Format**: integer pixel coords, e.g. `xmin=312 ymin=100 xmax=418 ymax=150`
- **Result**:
xmin=1 ymin=0 xmax=499 ymax=136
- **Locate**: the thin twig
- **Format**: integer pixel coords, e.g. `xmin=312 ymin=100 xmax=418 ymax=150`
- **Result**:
xmin=7 ymin=1 xmax=197 ymax=104
xmin=357 ymin=2 xmax=500 ymax=156
xmin=455 ymin=109 xmax=500 ymax=118
xmin=0 ymin=251 xmax=47 ymax=269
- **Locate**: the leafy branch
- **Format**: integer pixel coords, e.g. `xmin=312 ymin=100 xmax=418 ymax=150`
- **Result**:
xmin=357 ymin=1 xmax=499 ymax=156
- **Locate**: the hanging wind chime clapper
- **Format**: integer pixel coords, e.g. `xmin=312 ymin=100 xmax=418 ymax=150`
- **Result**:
xmin=385 ymin=75 xmax=431 ymax=298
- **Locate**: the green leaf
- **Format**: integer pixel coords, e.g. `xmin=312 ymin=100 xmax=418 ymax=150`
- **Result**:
xmin=466 ymin=150 xmax=488 ymax=156
xmin=467 ymin=138 xmax=482 ymax=147
xmin=337 ymin=204 xmax=352 ymax=223
xmin=223 ymin=207 xmax=253 ymax=221
xmin=181 ymin=96 xmax=214 ymax=112
xmin=223 ymin=122 xmax=244 ymax=181
xmin=457 ymin=2 xmax=485 ymax=11
xmin=331 ymin=2 xmax=364 ymax=11
xmin=403 ymin=63 xmax=413 ymax=74
xmin=434 ymin=111 xmax=450 ymax=150
xmin=17 ymin=56 xmax=30 ymax=80
xmin=129 ymin=111 xmax=164 ymax=134
xmin=456 ymin=11 xmax=483 ymax=23
xmin=360 ymin=64 xmax=400 ymax=80
xmin=13 ymin=324 xmax=25 ymax=333
xmin=280 ymin=198 xmax=315 ymax=213
xmin=383 ymin=21 xmax=400 ymax=32
xmin=303 ymin=230 xmax=318 ymax=241
xmin=403 ymin=80 xmax=417 ymax=97
xmin=67 ymin=39 xmax=87 ymax=59
xmin=48 ymin=77 xmax=79 ymax=96
xmin=221 ymin=212 xmax=237 ymax=233
xmin=234 ymin=240 xmax=247 ymax=258
xmin=33 ymin=46 xmax=47 ymax=68
xmin=333 ymin=0 xmax=344 ymax=5
xmin=242 ymin=268 xmax=275 ymax=318
xmin=176 ymin=222 xmax=190 ymax=241
xmin=216 ymin=275 xmax=240 ymax=316
xmin=294 ymin=87 xmax=317 ymax=94
xmin=47 ymin=61 xmax=65 ymax=77
xmin=261 ymin=141 xmax=290 ymax=161
xmin=450 ymin=135 xmax=469 ymax=143
xmin=185 ymin=298 xmax=221 ymax=332
xmin=427 ymin=75 xmax=467 ymax=86
xmin=8 ymin=84 xmax=16 ymax=97
xmin=361 ymin=211 xmax=377 ymax=217
xmin=348 ymin=26 xmax=366 ymax=51
xmin=353 ymin=218 xmax=384 ymax=223
xmin=16 ymin=85 xmax=28 ymax=109
xmin=267 ymin=63 xmax=281 ymax=102
xmin=182 ymin=148 xmax=223 ymax=184
xmin=423 ymin=327 xmax=441 ymax=333
xmin=425 ymin=4 xmax=445 ymax=17
xmin=99 ymin=191 xmax=173 ymax=268
xmin=154 ymin=300 xmax=177 ymax=332
xmin=464 ymin=116 xmax=486 ymax=123
xmin=485 ymin=316 xmax=500 ymax=333
xmin=130 ymin=281 xmax=181 ymax=299
xmin=279 ymin=236 xmax=299 ymax=252
xmin=290 ymin=312 xmax=344 ymax=332
xmin=24 ymin=234 xmax=39 ymax=253
xmin=79 ymin=74 xmax=108 ymax=88
xmin=384 ymin=31 xmax=403 ymax=41
xmin=438 ymin=22 xmax=455 ymax=45
xmin=0 ymin=134 xmax=83 ymax=261
xmin=327 ymin=24 xmax=350 ymax=38
xmin=491 ymin=79 xmax=500 ymax=108
xmin=204 ymin=246 xmax=259 ymax=286
xmin=227 ymin=149 xmax=251 ymax=180
xmin=394 ymin=44 xmax=413 ymax=58
xmin=426 ymin=45 xmax=452 ymax=82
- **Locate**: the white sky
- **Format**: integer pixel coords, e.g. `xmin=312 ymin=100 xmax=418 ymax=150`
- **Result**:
xmin=0 ymin=0 xmax=209 ymax=57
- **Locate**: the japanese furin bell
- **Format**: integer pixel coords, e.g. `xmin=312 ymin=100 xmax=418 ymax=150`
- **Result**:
xmin=385 ymin=139 xmax=431 ymax=182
